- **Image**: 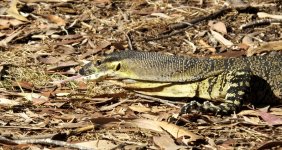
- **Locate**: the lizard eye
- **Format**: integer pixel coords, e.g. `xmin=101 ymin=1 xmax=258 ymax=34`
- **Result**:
xmin=96 ymin=60 xmax=102 ymax=66
xmin=115 ymin=63 xmax=121 ymax=71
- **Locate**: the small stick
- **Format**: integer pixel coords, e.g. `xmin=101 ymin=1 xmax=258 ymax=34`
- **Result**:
xmin=50 ymin=74 xmax=82 ymax=85
xmin=135 ymin=93 xmax=183 ymax=108
xmin=146 ymin=6 xmax=231 ymax=41
xmin=0 ymin=136 xmax=94 ymax=150
xmin=99 ymin=99 xmax=129 ymax=111
xmin=0 ymin=136 xmax=17 ymax=145
xmin=126 ymin=32 xmax=134 ymax=50
xmin=12 ymin=133 xmax=56 ymax=140
xmin=239 ymin=19 xmax=282 ymax=30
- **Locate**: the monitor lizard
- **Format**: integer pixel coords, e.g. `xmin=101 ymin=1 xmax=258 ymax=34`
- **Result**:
xmin=79 ymin=50 xmax=282 ymax=114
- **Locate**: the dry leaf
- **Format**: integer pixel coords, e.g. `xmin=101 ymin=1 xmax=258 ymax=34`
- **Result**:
xmin=247 ymin=40 xmax=282 ymax=56
xmin=93 ymin=0 xmax=112 ymax=4
xmin=141 ymin=113 xmax=160 ymax=120
xmin=210 ymin=30 xmax=233 ymax=47
xmin=151 ymin=106 xmax=171 ymax=113
xmin=12 ymin=81 xmax=35 ymax=90
xmin=26 ymin=145 xmax=42 ymax=150
xmin=153 ymin=134 xmax=187 ymax=150
xmin=21 ymin=0 xmax=74 ymax=2
xmin=257 ymin=12 xmax=282 ymax=20
xmin=0 ymin=98 xmax=19 ymax=106
xmin=129 ymin=103 xmax=151 ymax=113
xmin=99 ymin=100 xmax=129 ymax=111
xmin=50 ymin=75 xmax=82 ymax=85
xmin=55 ymin=92 xmax=70 ymax=97
xmin=256 ymin=141 xmax=282 ymax=150
xmin=218 ymin=139 xmax=236 ymax=149
xmin=0 ymin=28 xmax=23 ymax=47
xmin=44 ymin=102 xmax=66 ymax=107
xmin=0 ymin=18 xmax=24 ymax=29
xmin=198 ymin=39 xmax=216 ymax=53
xmin=243 ymin=116 xmax=261 ymax=125
xmin=131 ymin=119 xmax=164 ymax=132
xmin=269 ymin=108 xmax=282 ymax=116
xmin=46 ymin=15 xmax=66 ymax=26
xmin=75 ymin=140 xmax=117 ymax=149
xmin=18 ymin=93 xmax=48 ymax=103
xmin=151 ymin=13 xmax=171 ymax=19
xmin=237 ymin=43 xmax=249 ymax=50
xmin=258 ymin=111 xmax=282 ymax=126
xmin=131 ymin=118 xmax=202 ymax=144
xmin=6 ymin=0 xmax=29 ymax=21
xmin=80 ymin=40 xmax=111 ymax=59
xmin=158 ymin=121 xmax=203 ymax=143
xmin=47 ymin=61 xmax=79 ymax=71
xmin=242 ymin=35 xmax=255 ymax=47
xmin=208 ymin=21 xmax=227 ymax=35
xmin=238 ymin=109 xmax=259 ymax=116
xmin=228 ymin=0 xmax=249 ymax=9
xmin=37 ymin=55 xmax=65 ymax=65
xmin=0 ymin=32 xmax=5 ymax=37
xmin=18 ymin=112 xmax=33 ymax=123
xmin=57 ymin=122 xmax=92 ymax=129
xmin=98 ymin=40 xmax=111 ymax=48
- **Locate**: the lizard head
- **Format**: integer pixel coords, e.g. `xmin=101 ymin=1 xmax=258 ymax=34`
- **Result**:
xmin=79 ymin=52 xmax=136 ymax=80
xmin=79 ymin=59 xmax=120 ymax=76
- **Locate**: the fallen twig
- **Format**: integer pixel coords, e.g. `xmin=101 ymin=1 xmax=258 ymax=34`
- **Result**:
xmin=12 ymin=133 xmax=56 ymax=140
xmin=126 ymin=32 xmax=134 ymax=50
xmin=0 ymin=136 xmax=94 ymax=150
xmin=50 ymin=74 xmax=82 ymax=85
xmin=145 ymin=6 xmax=231 ymax=41
xmin=239 ymin=19 xmax=282 ymax=30
xmin=0 ymin=136 xmax=17 ymax=145
xmin=99 ymin=99 xmax=129 ymax=111
xmin=135 ymin=93 xmax=183 ymax=108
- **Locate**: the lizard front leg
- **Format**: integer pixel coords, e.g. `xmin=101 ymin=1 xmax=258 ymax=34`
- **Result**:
xmin=180 ymin=69 xmax=252 ymax=115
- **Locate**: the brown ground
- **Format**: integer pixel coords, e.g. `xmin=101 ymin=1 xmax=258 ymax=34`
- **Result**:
xmin=0 ymin=0 xmax=282 ymax=149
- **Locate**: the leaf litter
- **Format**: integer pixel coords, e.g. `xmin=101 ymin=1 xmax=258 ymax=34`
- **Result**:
xmin=0 ymin=0 xmax=281 ymax=149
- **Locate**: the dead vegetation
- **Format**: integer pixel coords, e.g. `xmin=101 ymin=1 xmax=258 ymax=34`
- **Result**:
xmin=0 ymin=0 xmax=282 ymax=149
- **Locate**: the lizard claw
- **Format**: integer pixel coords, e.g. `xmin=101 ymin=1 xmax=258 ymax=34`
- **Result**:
xmin=179 ymin=100 xmax=202 ymax=114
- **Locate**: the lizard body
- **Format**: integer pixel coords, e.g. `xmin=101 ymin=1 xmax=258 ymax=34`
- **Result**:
xmin=80 ymin=51 xmax=282 ymax=114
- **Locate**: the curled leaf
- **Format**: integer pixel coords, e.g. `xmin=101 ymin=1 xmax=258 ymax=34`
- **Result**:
xmin=6 ymin=0 xmax=29 ymax=22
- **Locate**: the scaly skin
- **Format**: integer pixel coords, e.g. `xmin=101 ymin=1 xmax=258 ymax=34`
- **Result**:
xmin=80 ymin=50 xmax=282 ymax=114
